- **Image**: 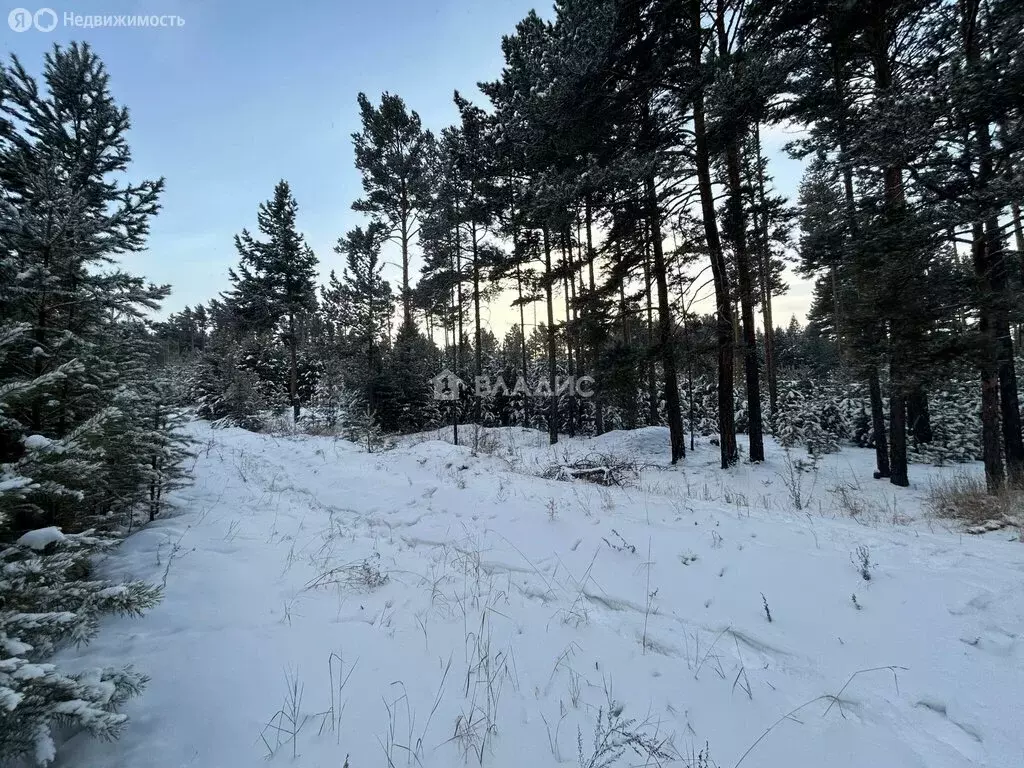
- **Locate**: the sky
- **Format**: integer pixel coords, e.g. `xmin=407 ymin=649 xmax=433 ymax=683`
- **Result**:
xmin=2 ymin=0 xmax=813 ymax=334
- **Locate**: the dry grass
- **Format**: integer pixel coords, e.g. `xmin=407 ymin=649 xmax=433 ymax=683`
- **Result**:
xmin=926 ymin=474 xmax=1023 ymax=533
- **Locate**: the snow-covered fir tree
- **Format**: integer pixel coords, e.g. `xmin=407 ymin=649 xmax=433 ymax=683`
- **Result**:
xmin=0 ymin=43 xmax=184 ymax=764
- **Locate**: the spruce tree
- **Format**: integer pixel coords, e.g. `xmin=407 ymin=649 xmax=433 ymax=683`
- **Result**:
xmin=331 ymin=223 xmax=394 ymax=411
xmin=230 ymin=181 xmax=318 ymax=421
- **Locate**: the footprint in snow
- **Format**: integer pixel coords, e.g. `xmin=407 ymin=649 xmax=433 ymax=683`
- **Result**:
xmin=948 ymin=591 xmax=994 ymax=616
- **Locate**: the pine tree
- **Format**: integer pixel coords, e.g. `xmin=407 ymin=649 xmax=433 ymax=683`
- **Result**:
xmin=0 ymin=524 xmax=161 ymax=765
xmin=0 ymin=42 xmax=188 ymax=531
xmin=797 ymin=153 xmax=848 ymax=356
xmin=909 ymin=0 xmax=1024 ymax=490
xmin=707 ymin=0 xmax=770 ymax=462
xmin=743 ymin=126 xmax=793 ymax=420
xmin=452 ymin=94 xmax=504 ymax=398
xmin=378 ymin=322 xmax=439 ymax=433
xmin=0 ymin=44 xmax=172 ymax=763
xmin=330 ymin=223 xmax=394 ymax=411
xmin=229 ymin=181 xmax=318 ymax=421
xmin=351 ymin=92 xmax=435 ymax=328
xmin=479 ymin=10 xmax=563 ymax=445
xmin=685 ymin=0 xmax=739 ymax=467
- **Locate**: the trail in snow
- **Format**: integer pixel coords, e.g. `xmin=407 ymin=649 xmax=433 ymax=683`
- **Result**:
xmin=55 ymin=423 xmax=1024 ymax=768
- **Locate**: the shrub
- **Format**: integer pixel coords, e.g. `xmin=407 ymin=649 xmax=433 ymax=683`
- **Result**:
xmin=926 ymin=474 xmax=1023 ymax=530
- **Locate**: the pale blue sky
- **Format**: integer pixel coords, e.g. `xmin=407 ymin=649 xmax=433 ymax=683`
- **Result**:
xmin=2 ymin=0 xmax=811 ymax=329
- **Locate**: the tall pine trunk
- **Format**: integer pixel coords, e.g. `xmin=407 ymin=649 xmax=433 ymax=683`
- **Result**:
xmin=887 ymin=356 xmax=909 ymax=487
xmin=543 ymin=227 xmax=558 ymax=445
xmin=472 ymin=219 xmax=483 ymax=426
xmin=618 ymin=259 xmax=638 ymax=430
xmin=964 ymin=4 xmax=1024 ymax=487
xmin=400 ymin=182 xmax=413 ymax=328
xmin=724 ymin=142 xmax=764 ymax=462
xmin=690 ymin=0 xmax=737 ymax=467
xmin=716 ymin=1 xmax=763 ymax=462
xmin=867 ymin=366 xmax=891 ymax=478
xmin=561 ymin=233 xmax=576 ymax=438
xmin=1011 ymin=199 xmax=1024 ymax=261
xmin=646 ymin=176 xmax=685 ymax=463
xmin=830 ymin=33 xmax=891 ymax=479
xmin=751 ymin=124 xmax=778 ymax=419
xmin=867 ymin=16 xmax=910 ymax=487
xmin=289 ymin=311 xmax=299 ymax=422
xmin=985 ymin=215 xmax=1024 ymax=486
xmin=454 ymin=214 xmax=464 ymax=447
xmin=515 ymin=260 xmax=529 ymax=428
xmin=643 ymin=236 xmax=659 ymax=426
xmin=974 ymin=220 xmax=1005 ymax=488
xmin=882 ymin=171 xmax=908 ymax=488
xmin=585 ymin=196 xmax=604 ymax=435
xmin=907 ymin=386 xmax=932 ymax=446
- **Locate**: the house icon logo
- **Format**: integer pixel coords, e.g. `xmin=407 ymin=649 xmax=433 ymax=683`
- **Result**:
xmin=430 ymin=369 xmax=465 ymax=401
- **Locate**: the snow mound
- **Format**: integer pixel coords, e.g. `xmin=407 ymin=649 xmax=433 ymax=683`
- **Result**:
xmin=16 ymin=527 xmax=65 ymax=551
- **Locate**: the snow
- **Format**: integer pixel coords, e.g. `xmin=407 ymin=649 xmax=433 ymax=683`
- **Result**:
xmin=0 ymin=686 xmax=23 ymax=712
xmin=16 ymin=527 xmax=66 ymax=551
xmin=22 ymin=434 xmax=53 ymax=450
xmin=0 ymin=475 xmax=34 ymax=494
xmin=54 ymin=422 xmax=1024 ymax=768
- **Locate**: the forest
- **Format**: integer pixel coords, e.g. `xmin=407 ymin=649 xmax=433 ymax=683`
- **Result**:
xmin=1 ymin=0 xmax=1023 ymax=763
xmin=154 ymin=0 xmax=1024 ymax=491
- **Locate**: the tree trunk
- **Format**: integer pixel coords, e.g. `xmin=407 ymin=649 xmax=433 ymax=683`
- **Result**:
xmin=752 ymin=124 xmax=778 ymax=419
xmin=1012 ymin=199 xmax=1024 ymax=263
xmin=831 ymin=32 xmax=890 ymax=480
xmin=961 ymin=0 xmax=1024 ymax=487
xmin=400 ymin=183 xmax=413 ymax=328
xmin=618 ymin=265 xmax=638 ymax=430
xmin=868 ymin=366 xmax=891 ymax=478
xmin=289 ymin=312 xmax=299 ymax=421
xmin=646 ymin=177 xmax=685 ymax=463
xmin=586 ymin=196 xmax=604 ymax=435
xmin=906 ymin=385 xmax=933 ymax=446
xmin=472 ymin=220 xmax=483 ymax=425
xmin=882 ymin=163 xmax=909 ymax=489
xmin=969 ymin=220 xmax=1003 ymax=487
xmin=716 ymin=3 xmax=763 ymax=462
xmin=562 ymin=234 xmax=576 ymax=438
xmin=725 ymin=141 xmax=764 ymax=462
xmin=888 ymin=360 xmax=909 ymax=487
xmin=690 ymin=0 xmax=737 ymax=467
xmin=643 ymin=235 xmax=659 ymax=426
xmin=830 ymin=266 xmax=843 ymax=359
xmin=985 ymin=215 xmax=1024 ymax=486
xmin=515 ymin=260 xmax=529 ymax=427
xmin=980 ymin=357 xmax=1005 ymax=493
xmin=454 ymin=216 xmax=464 ymax=446
xmin=871 ymin=15 xmax=910 ymax=488
xmin=543 ymin=227 xmax=558 ymax=445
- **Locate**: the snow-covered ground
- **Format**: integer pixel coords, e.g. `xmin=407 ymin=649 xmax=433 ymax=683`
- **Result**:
xmin=55 ymin=423 xmax=1023 ymax=768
